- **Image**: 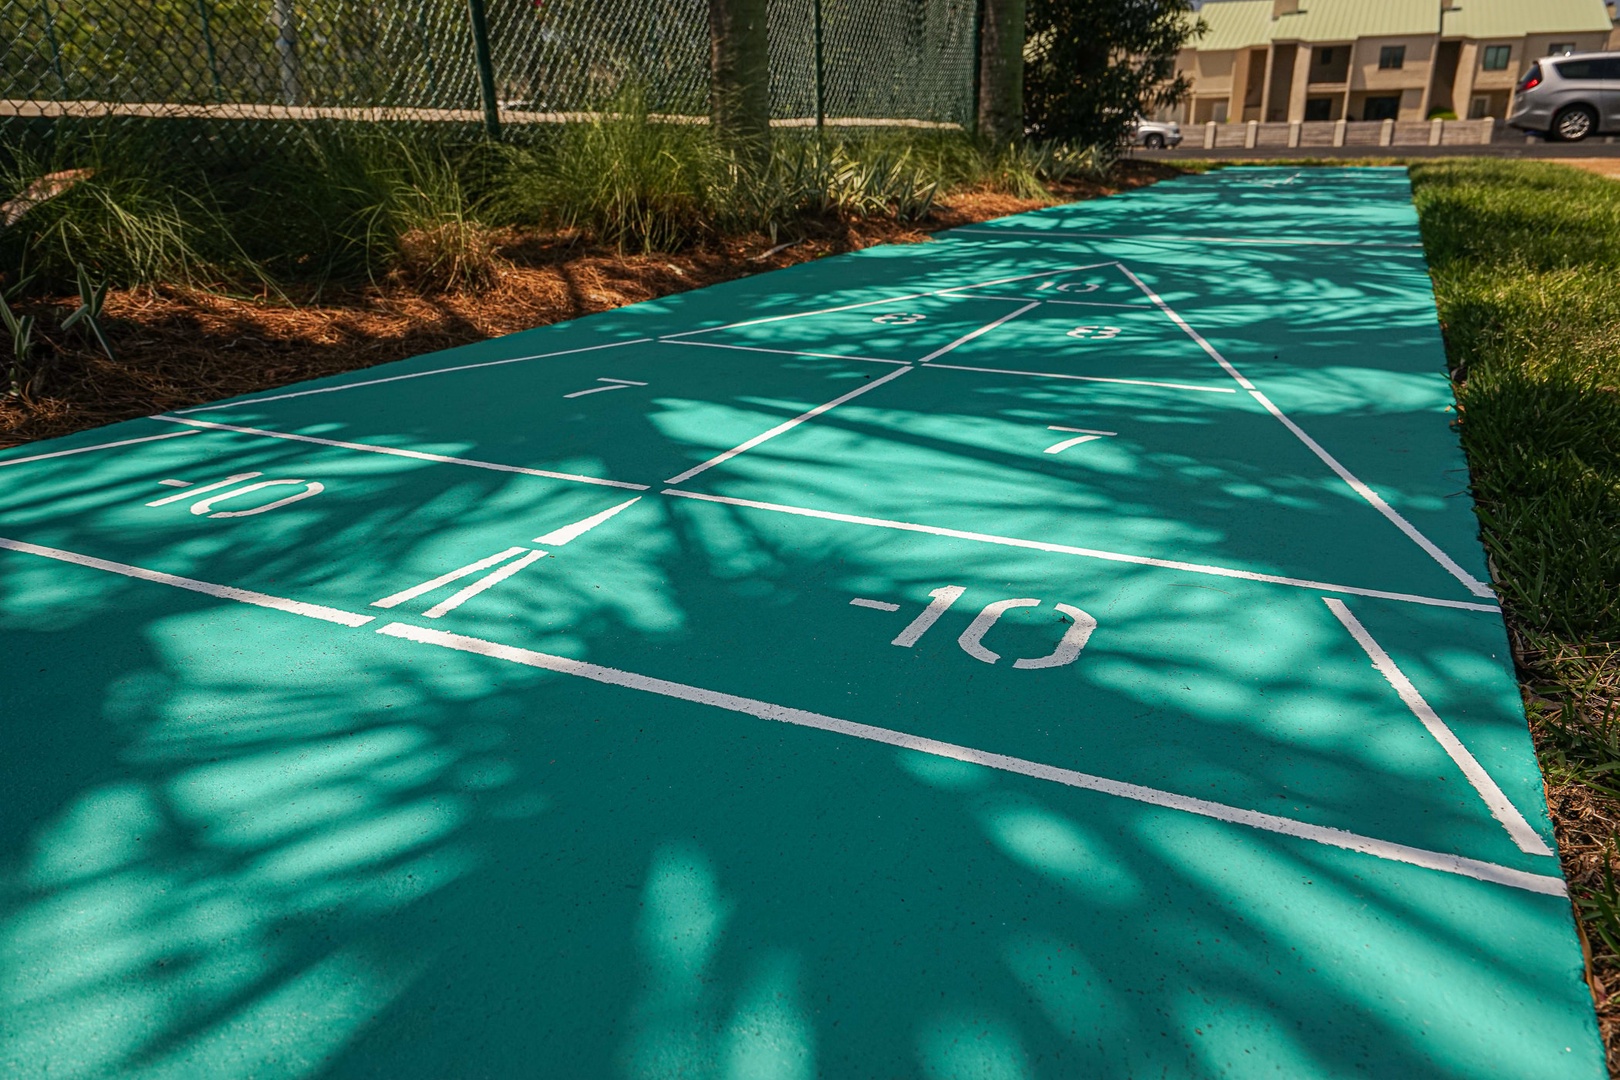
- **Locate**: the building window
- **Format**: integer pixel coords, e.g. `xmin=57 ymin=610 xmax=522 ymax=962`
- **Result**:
xmin=1483 ymin=45 xmax=1511 ymax=70
xmin=1304 ymin=98 xmax=1333 ymax=121
xmin=1318 ymin=47 xmax=1334 ymax=64
xmin=1378 ymin=45 xmax=1405 ymax=70
xmin=1364 ymin=96 xmax=1401 ymax=120
xmin=1469 ymin=95 xmax=1490 ymax=119
xmin=1549 ymin=42 xmax=1576 ymax=56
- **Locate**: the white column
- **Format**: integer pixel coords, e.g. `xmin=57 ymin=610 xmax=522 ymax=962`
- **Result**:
xmin=1288 ymin=43 xmax=1313 ymax=122
xmin=1259 ymin=44 xmax=1278 ymax=120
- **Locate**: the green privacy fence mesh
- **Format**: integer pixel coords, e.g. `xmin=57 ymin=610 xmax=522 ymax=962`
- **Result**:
xmin=0 ymin=0 xmax=976 ymax=132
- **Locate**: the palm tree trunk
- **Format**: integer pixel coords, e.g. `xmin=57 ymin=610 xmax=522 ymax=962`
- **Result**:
xmin=709 ymin=0 xmax=771 ymax=158
xmin=977 ymin=0 xmax=1026 ymax=144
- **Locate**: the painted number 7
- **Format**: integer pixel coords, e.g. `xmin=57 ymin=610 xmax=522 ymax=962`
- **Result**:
xmin=1066 ymin=325 xmax=1121 ymax=340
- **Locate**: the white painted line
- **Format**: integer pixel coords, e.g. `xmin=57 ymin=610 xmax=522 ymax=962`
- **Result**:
xmin=660 ymin=339 xmax=912 ymax=367
xmin=422 ymin=548 xmax=548 ymax=618
xmin=850 ymin=597 xmax=902 ymax=612
xmin=658 ymin=262 xmax=1117 ymax=341
xmin=932 ymin=292 xmax=1153 ymax=309
xmin=656 ymin=293 xmax=954 ymax=341
xmin=1114 ymin=264 xmax=1255 ymax=390
xmin=1238 ymin=172 xmax=1302 ymax=187
xmin=158 ymin=478 xmax=192 ymax=488
xmin=1001 ymin=297 xmax=1157 ymax=309
xmin=375 ymin=620 xmax=1565 ymax=896
xmin=170 ymin=338 xmax=654 ymax=414
xmin=564 ymin=384 xmax=633 ymax=399
xmin=915 ymin=301 xmax=1041 ymax=363
xmin=0 ymin=536 xmax=374 ymax=627
xmin=1324 ymin=598 xmax=1553 ymax=856
xmin=1044 ymin=434 xmax=1108 ymax=454
xmin=925 ymin=363 xmax=1237 ymax=395
xmin=922 ymin=262 xmax=1120 ymax=294
xmin=1250 ymin=391 xmax=1496 ymax=599
xmin=1114 ymin=264 xmax=1496 ymax=600
xmin=146 ymin=472 xmax=261 ymax=507
xmin=1049 ymin=426 xmax=1117 ymax=436
xmin=371 ymin=546 xmax=529 ymax=610
xmin=565 ymin=376 xmax=649 ymax=398
xmin=534 ymin=497 xmax=642 ymax=545
xmin=661 ymin=489 xmax=1502 ymax=613
xmin=0 ymin=429 xmax=201 ymax=469
xmin=892 ymin=585 xmax=966 ymax=646
xmin=150 ymin=415 xmax=650 ymax=492
xmin=664 ymin=365 xmax=913 ymax=485
xmin=947 ymin=228 xmax=1423 ymax=249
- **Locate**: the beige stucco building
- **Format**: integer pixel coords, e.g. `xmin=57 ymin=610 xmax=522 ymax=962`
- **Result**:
xmin=1177 ymin=0 xmax=1614 ymax=124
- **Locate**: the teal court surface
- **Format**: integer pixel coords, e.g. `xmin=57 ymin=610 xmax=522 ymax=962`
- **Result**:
xmin=0 ymin=168 xmax=1605 ymax=1078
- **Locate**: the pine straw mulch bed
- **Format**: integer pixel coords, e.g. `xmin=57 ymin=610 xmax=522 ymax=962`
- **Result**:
xmin=0 ymin=164 xmax=1177 ymax=447
xmin=5 ymin=156 xmax=1620 ymax=1069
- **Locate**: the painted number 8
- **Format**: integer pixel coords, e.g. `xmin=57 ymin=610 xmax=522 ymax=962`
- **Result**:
xmin=872 ymin=313 xmax=927 ymax=325
xmin=1067 ymin=325 xmax=1121 ymax=340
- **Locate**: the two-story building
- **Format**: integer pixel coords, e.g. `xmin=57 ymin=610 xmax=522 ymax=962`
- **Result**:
xmin=1178 ymin=0 xmax=1613 ymax=124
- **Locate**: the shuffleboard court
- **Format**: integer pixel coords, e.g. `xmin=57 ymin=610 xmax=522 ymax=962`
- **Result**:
xmin=0 ymin=167 xmax=1604 ymax=1078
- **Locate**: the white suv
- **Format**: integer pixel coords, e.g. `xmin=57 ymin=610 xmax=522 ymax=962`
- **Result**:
xmin=1129 ymin=118 xmax=1183 ymax=150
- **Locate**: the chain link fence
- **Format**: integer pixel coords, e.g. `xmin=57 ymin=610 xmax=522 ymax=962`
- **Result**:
xmin=0 ymin=0 xmax=976 ymax=136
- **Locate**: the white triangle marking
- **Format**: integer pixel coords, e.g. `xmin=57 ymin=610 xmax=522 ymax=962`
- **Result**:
xmin=1111 ymin=259 xmax=1495 ymax=599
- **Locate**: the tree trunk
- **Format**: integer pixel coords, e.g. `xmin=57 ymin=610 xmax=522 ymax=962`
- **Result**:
xmin=709 ymin=0 xmax=771 ymax=157
xmin=977 ymin=0 xmax=1026 ymax=144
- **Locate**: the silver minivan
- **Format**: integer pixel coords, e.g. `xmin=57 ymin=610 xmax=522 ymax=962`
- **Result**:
xmin=1509 ymin=51 xmax=1620 ymax=141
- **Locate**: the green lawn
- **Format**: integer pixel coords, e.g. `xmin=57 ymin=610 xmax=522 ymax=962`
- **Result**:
xmin=1411 ymin=159 xmax=1620 ymax=1035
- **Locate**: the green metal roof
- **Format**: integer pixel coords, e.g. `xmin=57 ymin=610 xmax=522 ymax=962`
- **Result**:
xmin=1193 ymin=0 xmax=1613 ymax=48
xmin=1196 ymin=0 xmax=1276 ymax=50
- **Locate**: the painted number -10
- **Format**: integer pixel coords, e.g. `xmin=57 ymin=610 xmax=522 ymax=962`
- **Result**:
xmin=853 ymin=586 xmax=1097 ymax=670
xmin=146 ymin=471 xmax=325 ymax=518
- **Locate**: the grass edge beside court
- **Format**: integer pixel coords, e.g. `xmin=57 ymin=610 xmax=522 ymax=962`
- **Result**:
xmin=1407 ymin=158 xmax=1620 ymax=1073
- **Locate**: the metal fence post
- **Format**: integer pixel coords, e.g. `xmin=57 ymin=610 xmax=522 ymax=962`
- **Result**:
xmin=967 ymin=0 xmax=982 ymax=134
xmin=416 ymin=2 xmax=442 ymax=105
xmin=39 ymin=0 xmax=67 ymax=94
xmin=270 ymin=0 xmax=302 ymax=106
xmin=195 ymin=0 xmax=224 ymax=102
xmin=812 ymin=0 xmax=826 ymax=130
xmin=466 ymin=0 xmax=501 ymax=137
